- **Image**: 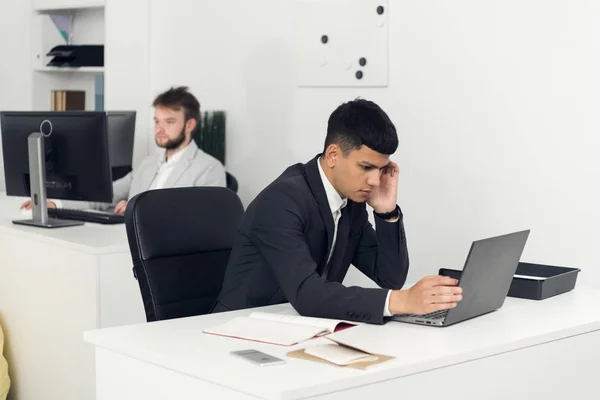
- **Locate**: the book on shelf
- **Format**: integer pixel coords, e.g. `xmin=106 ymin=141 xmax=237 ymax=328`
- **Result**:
xmin=51 ymin=90 xmax=85 ymax=111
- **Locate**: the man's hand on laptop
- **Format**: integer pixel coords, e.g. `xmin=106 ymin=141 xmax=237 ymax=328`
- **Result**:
xmin=389 ymin=276 xmax=463 ymax=315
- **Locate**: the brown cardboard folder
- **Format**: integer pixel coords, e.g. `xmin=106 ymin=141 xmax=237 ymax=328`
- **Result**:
xmin=287 ymin=338 xmax=395 ymax=370
xmin=287 ymin=348 xmax=394 ymax=370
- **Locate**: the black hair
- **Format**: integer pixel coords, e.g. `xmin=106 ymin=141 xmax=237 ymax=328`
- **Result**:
xmin=324 ymin=98 xmax=398 ymax=155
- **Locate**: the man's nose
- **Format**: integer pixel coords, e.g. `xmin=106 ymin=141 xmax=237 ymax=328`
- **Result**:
xmin=366 ymin=171 xmax=381 ymax=187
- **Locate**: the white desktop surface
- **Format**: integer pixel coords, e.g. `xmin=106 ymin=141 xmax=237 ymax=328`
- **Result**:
xmin=85 ymin=286 xmax=600 ymax=400
xmin=0 ymin=193 xmax=128 ymax=254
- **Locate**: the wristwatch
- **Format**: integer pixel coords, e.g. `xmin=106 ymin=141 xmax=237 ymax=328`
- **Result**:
xmin=373 ymin=205 xmax=400 ymax=220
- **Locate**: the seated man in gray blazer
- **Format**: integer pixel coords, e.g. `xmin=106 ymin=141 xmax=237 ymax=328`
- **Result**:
xmin=214 ymin=99 xmax=462 ymax=323
xmin=21 ymin=86 xmax=226 ymax=214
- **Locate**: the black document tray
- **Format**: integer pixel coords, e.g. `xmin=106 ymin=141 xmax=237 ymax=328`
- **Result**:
xmin=439 ymin=262 xmax=580 ymax=300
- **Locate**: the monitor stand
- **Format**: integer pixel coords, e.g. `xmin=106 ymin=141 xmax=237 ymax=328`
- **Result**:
xmin=12 ymin=132 xmax=83 ymax=228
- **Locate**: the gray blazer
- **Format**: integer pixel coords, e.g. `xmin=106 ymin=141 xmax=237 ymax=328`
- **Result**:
xmin=62 ymin=142 xmax=226 ymax=210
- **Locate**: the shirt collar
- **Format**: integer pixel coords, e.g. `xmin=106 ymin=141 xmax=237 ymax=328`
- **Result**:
xmin=158 ymin=141 xmax=193 ymax=166
xmin=317 ymin=157 xmax=348 ymax=215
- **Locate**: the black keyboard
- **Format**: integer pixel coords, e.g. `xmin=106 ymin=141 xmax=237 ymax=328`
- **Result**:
xmin=48 ymin=208 xmax=125 ymax=225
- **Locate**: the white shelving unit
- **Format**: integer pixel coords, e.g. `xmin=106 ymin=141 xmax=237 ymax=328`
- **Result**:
xmin=29 ymin=0 xmax=152 ymax=174
xmin=33 ymin=0 xmax=105 ymax=13
xmin=35 ymin=66 xmax=105 ymax=73
xmin=31 ymin=3 xmax=105 ymax=111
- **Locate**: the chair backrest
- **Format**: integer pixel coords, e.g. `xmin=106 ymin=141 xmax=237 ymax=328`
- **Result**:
xmin=226 ymin=172 xmax=238 ymax=193
xmin=125 ymin=187 xmax=244 ymax=322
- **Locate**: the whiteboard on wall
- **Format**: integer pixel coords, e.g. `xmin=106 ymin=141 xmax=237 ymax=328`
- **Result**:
xmin=294 ymin=0 xmax=389 ymax=87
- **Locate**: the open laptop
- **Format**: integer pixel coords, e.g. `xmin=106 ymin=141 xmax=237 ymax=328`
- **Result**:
xmin=391 ymin=229 xmax=530 ymax=327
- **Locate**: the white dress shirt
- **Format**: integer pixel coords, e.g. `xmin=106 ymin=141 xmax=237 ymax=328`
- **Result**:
xmin=317 ymin=158 xmax=393 ymax=317
xmin=149 ymin=143 xmax=193 ymax=190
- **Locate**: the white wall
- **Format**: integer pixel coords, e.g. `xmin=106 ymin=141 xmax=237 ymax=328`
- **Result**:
xmin=105 ymin=0 xmax=151 ymax=167
xmin=0 ymin=0 xmax=33 ymax=190
xmin=150 ymin=0 xmax=600 ymax=286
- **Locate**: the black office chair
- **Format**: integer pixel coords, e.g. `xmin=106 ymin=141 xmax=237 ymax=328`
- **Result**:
xmin=226 ymin=172 xmax=238 ymax=193
xmin=125 ymin=187 xmax=244 ymax=322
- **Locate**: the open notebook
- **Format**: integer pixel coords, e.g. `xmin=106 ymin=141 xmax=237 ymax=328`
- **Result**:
xmin=203 ymin=312 xmax=359 ymax=346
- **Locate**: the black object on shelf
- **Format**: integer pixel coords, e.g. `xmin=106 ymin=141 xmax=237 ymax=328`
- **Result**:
xmin=439 ymin=262 xmax=581 ymax=301
xmin=46 ymin=45 xmax=104 ymax=68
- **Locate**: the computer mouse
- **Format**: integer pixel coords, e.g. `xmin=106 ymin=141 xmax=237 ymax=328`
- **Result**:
xmin=19 ymin=208 xmax=32 ymax=218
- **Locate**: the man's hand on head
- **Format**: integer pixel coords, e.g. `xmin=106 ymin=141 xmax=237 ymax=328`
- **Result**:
xmin=367 ymin=161 xmax=399 ymax=214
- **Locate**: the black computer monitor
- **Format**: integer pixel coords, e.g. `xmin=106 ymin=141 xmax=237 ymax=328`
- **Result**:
xmin=0 ymin=111 xmax=113 ymax=228
xmin=106 ymin=111 xmax=136 ymax=181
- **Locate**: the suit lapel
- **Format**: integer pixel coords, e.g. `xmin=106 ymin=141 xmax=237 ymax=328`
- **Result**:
xmin=140 ymin=160 xmax=160 ymax=191
xmin=161 ymin=144 xmax=197 ymax=188
xmin=304 ymin=155 xmax=334 ymax=266
xmin=162 ymin=158 xmax=191 ymax=188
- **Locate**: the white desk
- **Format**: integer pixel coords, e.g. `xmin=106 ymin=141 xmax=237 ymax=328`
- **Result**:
xmin=85 ymin=286 xmax=600 ymax=400
xmin=0 ymin=194 xmax=146 ymax=400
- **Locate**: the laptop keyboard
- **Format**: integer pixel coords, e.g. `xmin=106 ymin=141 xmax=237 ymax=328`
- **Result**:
xmin=407 ymin=310 xmax=448 ymax=320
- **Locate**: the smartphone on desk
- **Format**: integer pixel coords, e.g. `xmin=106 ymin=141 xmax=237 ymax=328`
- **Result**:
xmin=230 ymin=349 xmax=286 ymax=367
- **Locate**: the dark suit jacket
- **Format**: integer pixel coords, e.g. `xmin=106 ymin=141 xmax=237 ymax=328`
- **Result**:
xmin=213 ymin=155 xmax=409 ymax=324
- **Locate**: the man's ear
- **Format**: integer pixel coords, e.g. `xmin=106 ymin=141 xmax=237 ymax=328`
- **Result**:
xmin=185 ymin=118 xmax=197 ymax=135
xmin=324 ymin=144 xmax=340 ymax=168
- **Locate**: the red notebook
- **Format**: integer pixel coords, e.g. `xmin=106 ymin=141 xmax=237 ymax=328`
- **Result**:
xmin=203 ymin=312 xmax=359 ymax=346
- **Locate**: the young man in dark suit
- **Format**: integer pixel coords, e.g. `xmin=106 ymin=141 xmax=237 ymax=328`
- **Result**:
xmin=213 ymin=99 xmax=462 ymax=324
